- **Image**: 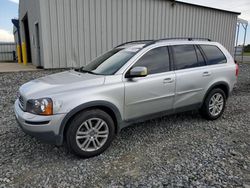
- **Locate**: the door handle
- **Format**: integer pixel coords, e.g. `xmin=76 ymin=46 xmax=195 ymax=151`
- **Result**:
xmin=163 ymin=78 xmax=174 ymax=83
xmin=202 ymin=71 xmax=211 ymax=77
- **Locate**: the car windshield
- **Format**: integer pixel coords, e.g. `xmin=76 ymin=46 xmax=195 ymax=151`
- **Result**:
xmin=79 ymin=48 xmax=139 ymax=75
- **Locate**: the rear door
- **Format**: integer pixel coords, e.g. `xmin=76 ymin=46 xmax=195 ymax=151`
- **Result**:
xmin=199 ymin=44 xmax=231 ymax=85
xmin=124 ymin=46 xmax=176 ymax=120
xmin=171 ymin=44 xmax=208 ymax=109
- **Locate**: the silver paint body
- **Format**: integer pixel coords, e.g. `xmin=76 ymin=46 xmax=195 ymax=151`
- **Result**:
xmin=14 ymin=40 xmax=237 ymax=142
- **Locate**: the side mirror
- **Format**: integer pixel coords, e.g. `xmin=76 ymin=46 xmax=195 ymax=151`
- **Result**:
xmin=127 ymin=66 xmax=148 ymax=78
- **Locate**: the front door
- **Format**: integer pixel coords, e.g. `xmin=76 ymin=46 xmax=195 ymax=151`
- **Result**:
xmin=124 ymin=46 xmax=176 ymax=120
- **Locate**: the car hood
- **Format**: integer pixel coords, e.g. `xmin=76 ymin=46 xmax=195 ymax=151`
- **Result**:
xmin=19 ymin=70 xmax=105 ymax=98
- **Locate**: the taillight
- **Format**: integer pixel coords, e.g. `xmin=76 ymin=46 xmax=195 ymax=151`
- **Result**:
xmin=235 ymin=62 xmax=239 ymax=77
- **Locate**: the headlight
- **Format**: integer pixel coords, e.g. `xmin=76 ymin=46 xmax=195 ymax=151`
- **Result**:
xmin=27 ymin=98 xmax=53 ymax=115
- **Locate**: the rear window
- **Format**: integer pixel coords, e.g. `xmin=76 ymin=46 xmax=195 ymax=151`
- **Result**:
xmin=200 ymin=45 xmax=227 ymax=65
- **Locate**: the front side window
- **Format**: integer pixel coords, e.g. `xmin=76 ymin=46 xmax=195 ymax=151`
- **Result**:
xmin=80 ymin=48 xmax=138 ymax=75
xmin=132 ymin=47 xmax=170 ymax=74
xmin=172 ymin=45 xmax=203 ymax=70
xmin=200 ymin=45 xmax=227 ymax=65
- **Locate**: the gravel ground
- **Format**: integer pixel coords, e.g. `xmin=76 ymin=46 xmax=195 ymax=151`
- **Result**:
xmin=0 ymin=64 xmax=250 ymax=188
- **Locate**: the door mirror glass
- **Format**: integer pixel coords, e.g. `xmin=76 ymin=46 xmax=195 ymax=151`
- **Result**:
xmin=127 ymin=66 xmax=148 ymax=78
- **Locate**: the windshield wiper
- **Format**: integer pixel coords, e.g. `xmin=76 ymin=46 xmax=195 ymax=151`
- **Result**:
xmin=75 ymin=68 xmax=99 ymax=75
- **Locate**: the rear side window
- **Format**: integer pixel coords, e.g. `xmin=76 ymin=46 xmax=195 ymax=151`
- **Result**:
xmin=172 ymin=45 xmax=205 ymax=70
xmin=195 ymin=46 xmax=206 ymax=66
xmin=133 ymin=47 xmax=170 ymax=74
xmin=200 ymin=45 xmax=227 ymax=65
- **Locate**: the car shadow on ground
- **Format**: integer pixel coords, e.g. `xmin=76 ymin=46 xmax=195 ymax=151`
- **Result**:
xmin=12 ymin=110 xmax=203 ymax=160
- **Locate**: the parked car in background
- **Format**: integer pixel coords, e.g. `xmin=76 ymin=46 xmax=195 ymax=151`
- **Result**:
xmin=14 ymin=38 xmax=238 ymax=158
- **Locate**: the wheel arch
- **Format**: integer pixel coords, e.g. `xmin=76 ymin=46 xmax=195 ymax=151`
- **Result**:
xmin=202 ymin=81 xmax=230 ymax=106
xmin=59 ymin=101 xmax=123 ymax=143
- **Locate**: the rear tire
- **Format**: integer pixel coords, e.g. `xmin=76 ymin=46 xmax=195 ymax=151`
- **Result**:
xmin=200 ymin=88 xmax=226 ymax=120
xmin=66 ymin=109 xmax=115 ymax=158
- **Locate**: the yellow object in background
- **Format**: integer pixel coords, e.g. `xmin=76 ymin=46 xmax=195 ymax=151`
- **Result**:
xmin=17 ymin=45 xmax=22 ymax=64
xmin=21 ymin=42 xmax=27 ymax=65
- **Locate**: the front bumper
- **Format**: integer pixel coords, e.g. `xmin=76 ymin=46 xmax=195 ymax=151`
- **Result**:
xmin=14 ymin=100 xmax=66 ymax=145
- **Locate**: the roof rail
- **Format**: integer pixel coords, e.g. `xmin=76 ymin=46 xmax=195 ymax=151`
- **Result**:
xmin=115 ymin=37 xmax=212 ymax=48
xmin=115 ymin=40 xmax=154 ymax=48
xmin=155 ymin=37 xmax=212 ymax=42
xmin=141 ymin=37 xmax=212 ymax=47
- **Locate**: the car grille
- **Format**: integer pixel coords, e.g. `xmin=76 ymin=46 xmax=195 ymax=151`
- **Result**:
xmin=19 ymin=95 xmax=24 ymax=110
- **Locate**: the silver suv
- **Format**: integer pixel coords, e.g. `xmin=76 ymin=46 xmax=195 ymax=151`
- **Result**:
xmin=14 ymin=38 xmax=238 ymax=158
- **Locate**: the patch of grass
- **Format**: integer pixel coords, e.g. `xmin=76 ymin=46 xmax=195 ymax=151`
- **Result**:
xmin=243 ymin=52 xmax=250 ymax=56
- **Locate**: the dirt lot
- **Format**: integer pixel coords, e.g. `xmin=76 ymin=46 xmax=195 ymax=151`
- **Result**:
xmin=0 ymin=64 xmax=250 ymax=187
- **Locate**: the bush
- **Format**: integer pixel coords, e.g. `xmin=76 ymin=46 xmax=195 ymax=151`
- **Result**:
xmin=244 ymin=44 xmax=250 ymax=52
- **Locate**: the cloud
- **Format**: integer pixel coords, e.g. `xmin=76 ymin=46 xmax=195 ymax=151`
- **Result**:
xmin=0 ymin=29 xmax=14 ymax=42
xmin=8 ymin=0 xmax=19 ymax=4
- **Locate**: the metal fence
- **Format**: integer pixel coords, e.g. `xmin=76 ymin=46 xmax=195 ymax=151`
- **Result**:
xmin=0 ymin=42 xmax=17 ymax=62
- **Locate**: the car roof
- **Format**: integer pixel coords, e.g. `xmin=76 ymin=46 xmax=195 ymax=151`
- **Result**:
xmin=115 ymin=38 xmax=220 ymax=49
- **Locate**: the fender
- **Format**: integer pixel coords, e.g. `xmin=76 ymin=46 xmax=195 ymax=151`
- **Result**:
xmin=58 ymin=101 xmax=123 ymax=143
xmin=201 ymin=81 xmax=230 ymax=107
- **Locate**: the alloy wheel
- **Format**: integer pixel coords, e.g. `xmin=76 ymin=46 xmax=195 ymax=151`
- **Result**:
xmin=209 ymin=93 xmax=224 ymax=117
xmin=75 ymin=118 xmax=109 ymax=152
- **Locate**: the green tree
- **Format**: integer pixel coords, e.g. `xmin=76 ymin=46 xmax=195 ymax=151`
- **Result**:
xmin=244 ymin=44 xmax=250 ymax=52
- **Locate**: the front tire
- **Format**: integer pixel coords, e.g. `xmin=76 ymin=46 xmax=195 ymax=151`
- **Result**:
xmin=200 ymin=88 xmax=226 ymax=120
xmin=66 ymin=109 xmax=115 ymax=158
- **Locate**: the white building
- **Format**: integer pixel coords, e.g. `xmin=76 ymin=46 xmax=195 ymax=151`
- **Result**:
xmin=18 ymin=0 xmax=240 ymax=69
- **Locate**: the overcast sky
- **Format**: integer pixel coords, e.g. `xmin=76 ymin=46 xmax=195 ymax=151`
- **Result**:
xmin=0 ymin=0 xmax=249 ymax=44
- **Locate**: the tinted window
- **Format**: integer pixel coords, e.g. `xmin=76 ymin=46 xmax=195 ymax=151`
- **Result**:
xmin=200 ymin=45 xmax=227 ymax=65
xmin=172 ymin=45 xmax=202 ymax=70
xmin=195 ymin=46 xmax=206 ymax=66
xmin=132 ymin=47 xmax=170 ymax=74
xmin=81 ymin=48 xmax=138 ymax=75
